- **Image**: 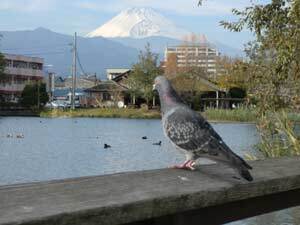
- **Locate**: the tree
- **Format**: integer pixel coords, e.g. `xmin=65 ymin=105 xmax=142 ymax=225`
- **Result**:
xmin=0 ymin=52 xmax=6 ymax=103
xmin=125 ymin=73 xmax=142 ymax=105
xmin=170 ymin=66 xmax=211 ymax=110
xmin=221 ymin=0 xmax=300 ymax=112
xmin=0 ymin=35 xmax=7 ymax=104
xmin=127 ymin=43 xmax=162 ymax=106
xmin=0 ymin=35 xmax=6 ymax=81
xmin=216 ymin=56 xmax=249 ymax=91
xmin=0 ymin=34 xmax=7 ymax=87
xmin=21 ymin=82 xmax=49 ymax=109
xmin=219 ymin=0 xmax=300 ymax=158
xmin=0 ymin=52 xmax=5 ymax=79
xmin=171 ymin=66 xmax=208 ymax=92
xmin=164 ymin=52 xmax=178 ymax=79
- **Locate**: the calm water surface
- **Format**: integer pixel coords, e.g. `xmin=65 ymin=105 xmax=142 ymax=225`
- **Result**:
xmin=0 ymin=117 xmax=259 ymax=185
xmin=0 ymin=117 xmax=299 ymax=225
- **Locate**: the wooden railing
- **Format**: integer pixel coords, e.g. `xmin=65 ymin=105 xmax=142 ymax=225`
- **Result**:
xmin=0 ymin=157 xmax=300 ymax=225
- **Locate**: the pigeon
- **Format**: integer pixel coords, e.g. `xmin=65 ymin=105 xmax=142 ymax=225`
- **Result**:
xmin=104 ymin=144 xmax=111 ymax=149
xmin=153 ymin=141 xmax=162 ymax=146
xmin=153 ymin=76 xmax=253 ymax=181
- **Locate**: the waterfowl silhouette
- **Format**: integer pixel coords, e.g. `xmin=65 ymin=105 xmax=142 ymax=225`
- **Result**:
xmin=153 ymin=141 xmax=162 ymax=146
xmin=104 ymin=144 xmax=111 ymax=149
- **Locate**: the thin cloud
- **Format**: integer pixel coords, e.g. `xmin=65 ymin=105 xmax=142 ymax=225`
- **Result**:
xmin=76 ymin=2 xmax=123 ymax=12
xmin=0 ymin=0 xmax=56 ymax=12
xmin=76 ymin=0 xmax=253 ymax=16
xmin=0 ymin=0 xmax=269 ymax=14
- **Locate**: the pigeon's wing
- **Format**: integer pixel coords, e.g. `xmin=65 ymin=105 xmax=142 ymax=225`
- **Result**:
xmin=164 ymin=107 xmax=252 ymax=169
xmin=164 ymin=107 xmax=222 ymax=154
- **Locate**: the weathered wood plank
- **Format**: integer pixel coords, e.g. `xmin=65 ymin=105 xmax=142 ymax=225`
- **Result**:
xmin=128 ymin=189 xmax=300 ymax=225
xmin=0 ymin=157 xmax=300 ymax=225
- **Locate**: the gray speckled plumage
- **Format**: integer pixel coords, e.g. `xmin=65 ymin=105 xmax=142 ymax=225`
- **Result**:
xmin=154 ymin=76 xmax=253 ymax=181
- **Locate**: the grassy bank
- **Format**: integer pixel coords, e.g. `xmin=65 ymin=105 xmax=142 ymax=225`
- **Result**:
xmin=202 ymin=108 xmax=257 ymax=122
xmin=41 ymin=107 xmax=256 ymax=122
xmin=40 ymin=108 xmax=161 ymax=119
xmin=41 ymin=107 xmax=300 ymax=123
xmin=203 ymin=108 xmax=300 ymax=123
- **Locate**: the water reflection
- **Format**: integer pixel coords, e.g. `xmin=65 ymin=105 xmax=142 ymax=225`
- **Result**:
xmin=0 ymin=117 xmax=258 ymax=185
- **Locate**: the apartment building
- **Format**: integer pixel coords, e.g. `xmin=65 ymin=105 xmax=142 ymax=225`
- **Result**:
xmin=0 ymin=54 xmax=44 ymax=102
xmin=164 ymin=44 xmax=220 ymax=79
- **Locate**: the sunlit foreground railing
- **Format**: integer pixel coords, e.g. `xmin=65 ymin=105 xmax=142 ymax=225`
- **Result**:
xmin=0 ymin=157 xmax=300 ymax=225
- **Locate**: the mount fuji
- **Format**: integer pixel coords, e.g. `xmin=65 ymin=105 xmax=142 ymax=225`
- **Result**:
xmin=86 ymin=7 xmax=243 ymax=57
xmin=86 ymin=7 xmax=189 ymax=39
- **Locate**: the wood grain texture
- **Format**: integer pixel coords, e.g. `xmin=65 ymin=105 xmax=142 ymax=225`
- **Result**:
xmin=0 ymin=157 xmax=300 ymax=225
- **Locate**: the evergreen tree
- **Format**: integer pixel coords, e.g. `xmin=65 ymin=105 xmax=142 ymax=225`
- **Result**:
xmin=21 ymin=82 xmax=49 ymax=108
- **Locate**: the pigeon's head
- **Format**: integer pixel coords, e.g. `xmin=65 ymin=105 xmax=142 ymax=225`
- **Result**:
xmin=153 ymin=76 xmax=171 ymax=94
xmin=153 ymin=76 xmax=183 ymax=111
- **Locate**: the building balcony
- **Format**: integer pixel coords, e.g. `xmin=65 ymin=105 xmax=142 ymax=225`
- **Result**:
xmin=0 ymin=83 xmax=26 ymax=92
xmin=5 ymin=67 xmax=44 ymax=78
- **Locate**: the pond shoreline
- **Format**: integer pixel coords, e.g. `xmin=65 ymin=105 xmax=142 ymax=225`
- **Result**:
xmin=0 ymin=110 xmax=39 ymax=117
xmin=39 ymin=108 xmax=258 ymax=123
xmin=3 ymin=108 xmax=299 ymax=124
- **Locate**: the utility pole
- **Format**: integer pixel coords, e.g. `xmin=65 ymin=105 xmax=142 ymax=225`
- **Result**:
xmin=71 ymin=32 xmax=77 ymax=110
xmin=37 ymin=79 xmax=40 ymax=110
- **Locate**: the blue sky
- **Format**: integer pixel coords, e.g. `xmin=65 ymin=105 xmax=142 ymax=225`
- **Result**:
xmin=0 ymin=0 xmax=269 ymax=49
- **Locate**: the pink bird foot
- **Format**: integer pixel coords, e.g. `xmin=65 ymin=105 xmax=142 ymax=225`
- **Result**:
xmin=171 ymin=160 xmax=196 ymax=171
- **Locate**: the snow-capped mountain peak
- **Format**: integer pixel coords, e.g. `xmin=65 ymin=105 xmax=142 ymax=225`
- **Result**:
xmin=86 ymin=7 xmax=189 ymax=39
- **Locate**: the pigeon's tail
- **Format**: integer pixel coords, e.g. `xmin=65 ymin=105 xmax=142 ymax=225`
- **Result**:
xmin=218 ymin=144 xmax=253 ymax=181
xmin=231 ymin=153 xmax=253 ymax=182
xmin=234 ymin=153 xmax=252 ymax=170
xmin=239 ymin=166 xmax=253 ymax=181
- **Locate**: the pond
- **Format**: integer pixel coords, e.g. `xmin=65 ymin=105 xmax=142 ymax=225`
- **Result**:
xmin=0 ymin=117 xmax=298 ymax=225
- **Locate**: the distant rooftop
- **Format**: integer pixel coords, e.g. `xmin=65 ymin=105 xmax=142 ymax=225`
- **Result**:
xmin=106 ymin=69 xmax=131 ymax=74
xmin=85 ymin=80 xmax=127 ymax=92
xmin=4 ymin=53 xmax=44 ymax=64
xmin=106 ymin=68 xmax=131 ymax=81
xmin=166 ymin=43 xmax=217 ymax=49
xmin=53 ymin=88 xmax=84 ymax=97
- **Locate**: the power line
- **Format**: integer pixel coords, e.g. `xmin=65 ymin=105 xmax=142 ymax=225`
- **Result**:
xmin=1 ymin=44 xmax=70 ymax=51
xmin=17 ymin=51 xmax=68 ymax=56
xmin=71 ymin=32 xmax=77 ymax=110
xmin=76 ymin=50 xmax=87 ymax=75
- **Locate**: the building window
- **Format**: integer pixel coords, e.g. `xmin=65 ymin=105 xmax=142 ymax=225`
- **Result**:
xmin=29 ymin=62 xmax=43 ymax=70
xmin=5 ymin=60 xmax=12 ymax=67
xmin=103 ymin=92 xmax=111 ymax=100
xmin=15 ymin=79 xmax=24 ymax=84
xmin=13 ymin=60 xmax=28 ymax=69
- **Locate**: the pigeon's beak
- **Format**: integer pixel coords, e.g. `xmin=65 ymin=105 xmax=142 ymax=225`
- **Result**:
xmin=152 ymin=83 xmax=156 ymax=91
